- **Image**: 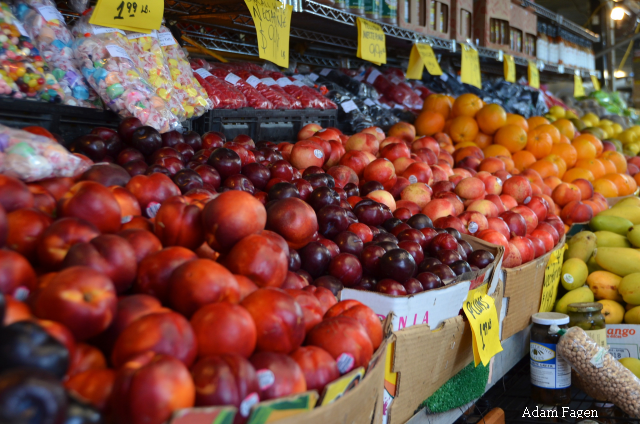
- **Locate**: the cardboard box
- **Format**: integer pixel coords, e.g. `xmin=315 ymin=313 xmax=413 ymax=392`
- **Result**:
xmin=500 ymin=237 xmax=566 ymax=340
xmin=385 ymin=279 xmax=505 ymax=424
xmin=473 ymin=0 xmax=510 ymax=50
xmin=451 ymin=0 xmax=473 ymax=43
xmin=607 ymin=325 xmax=640 ymax=360
xmin=340 ymin=235 xmax=504 ymax=332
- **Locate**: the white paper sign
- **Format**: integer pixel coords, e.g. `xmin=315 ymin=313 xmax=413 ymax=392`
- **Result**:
xmin=225 ymin=73 xmax=242 ymax=85
xmin=194 ymin=68 xmax=213 ymax=79
xmin=341 ymin=100 xmax=359 ymax=113
xmin=37 ymin=5 xmax=64 ymax=22
xmin=245 ymin=75 xmax=261 ymax=88
xmin=106 ymin=45 xmax=132 ymax=61
xmin=157 ymin=31 xmax=176 ymax=46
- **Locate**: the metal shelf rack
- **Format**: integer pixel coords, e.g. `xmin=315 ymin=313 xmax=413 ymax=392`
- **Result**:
xmin=520 ymin=0 xmax=600 ymax=42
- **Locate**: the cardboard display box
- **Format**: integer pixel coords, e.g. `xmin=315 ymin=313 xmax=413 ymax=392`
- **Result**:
xmin=451 ymin=0 xmax=473 ymax=43
xmin=473 ymin=0 xmax=510 ymax=50
xmin=607 ymin=325 xmax=640 ymax=360
xmin=500 ymin=237 xmax=566 ymax=340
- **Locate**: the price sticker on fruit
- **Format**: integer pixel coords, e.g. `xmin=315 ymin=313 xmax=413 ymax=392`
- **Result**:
xmin=539 ymin=244 xmax=568 ymax=313
xmin=356 ymin=17 xmax=386 ymax=65
xmin=90 ymin=0 xmax=163 ymax=32
xmin=463 ymin=286 xmax=503 ymax=366
xmin=245 ymin=0 xmax=293 ymax=68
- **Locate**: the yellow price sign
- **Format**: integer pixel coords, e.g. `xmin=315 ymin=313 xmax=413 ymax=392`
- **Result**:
xmin=504 ymin=54 xmax=516 ymax=83
xmin=528 ymin=61 xmax=540 ymax=89
xmin=90 ymin=0 xmax=163 ymax=31
xmin=461 ymin=45 xmax=481 ymax=88
xmin=591 ymin=74 xmax=601 ymax=91
xmin=539 ymin=244 xmax=568 ymax=313
xmin=406 ymin=43 xmax=442 ymax=79
xmin=245 ymin=0 xmax=293 ymax=68
xmin=463 ymin=286 xmax=503 ymax=367
xmin=356 ymin=17 xmax=386 ymax=65
xmin=575 ymin=72 xmax=586 ymax=98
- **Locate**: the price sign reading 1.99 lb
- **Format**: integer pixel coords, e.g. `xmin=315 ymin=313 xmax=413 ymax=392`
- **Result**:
xmin=463 ymin=286 xmax=503 ymax=366
xmin=90 ymin=0 xmax=163 ymax=32
xmin=461 ymin=45 xmax=481 ymax=89
xmin=245 ymin=0 xmax=293 ymax=68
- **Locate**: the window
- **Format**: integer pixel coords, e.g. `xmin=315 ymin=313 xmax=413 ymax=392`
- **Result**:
xmin=460 ymin=9 xmax=471 ymax=39
xmin=510 ymin=27 xmax=523 ymax=52
xmin=490 ymin=18 xmax=509 ymax=45
xmin=525 ymin=33 xmax=536 ymax=56
xmin=429 ymin=1 xmax=448 ymax=34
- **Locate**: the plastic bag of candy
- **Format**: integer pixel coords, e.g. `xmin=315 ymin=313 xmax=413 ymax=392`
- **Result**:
xmin=71 ymin=12 xmax=180 ymax=133
xmin=157 ymin=25 xmax=211 ymax=118
xmin=232 ymin=69 xmax=291 ymax=109
xmin=190 ymin=60 xmax=246 ymax=109
xmin=0 ymin=123 xmax=88 ymax=181
xmin=208 ymin=64 xmax=273 ymax=109
xmin=267 ymin=71 xmax=336 ymax=109
xmin=250 ymin=68 xmax=302 ymax=109
xmin=14 ymin=0 xmax=101 ymax=108
xmin=364 ymin=67 xmax=422 ymax=110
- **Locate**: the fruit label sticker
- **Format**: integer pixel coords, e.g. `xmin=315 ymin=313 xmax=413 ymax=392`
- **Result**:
xmin=574 ymin=71 xmax=586 ymax=98
xmin=461 ymin=45 xmax=481 ymax=89
xmin=336 ymin=353 xmax=355 ymax=374
xmin=313 ymin=149 xmax=324 ymax=159
xmin=239 ymin=393 xmax=260 ymax=417
xmin=504 ymin=54 xmax=516 ymax=83
xmin=90 ymin=0 xmax=163 ymax=32
xmin=528 ymin=61 xmax=540 ymax=89
xmin=319 ymin=367 xmax=365 ymax=406
xmin=146 ymin=201 xmax=161 ymax=218
xmin=463 ymin=286 xmax=503 ymax=366
xmin=530 ymin=341 xmax=571 ymax=388
xmin=356 ymin=17 xmax=386 ymax=65
xmin=406 ymin=43 xmax=442 ymax=79
xmin=256 ymin=369 xmax=275 ymax=390
xmin=591 ymin=74 xmax=601 ymax=91
xmin=244 ymin=0 xmax=293 ymax=68
xmin=539 ymin=244 xmax=567 ymax=313
xmin=408 ymin=175 xmax=417 ymax=184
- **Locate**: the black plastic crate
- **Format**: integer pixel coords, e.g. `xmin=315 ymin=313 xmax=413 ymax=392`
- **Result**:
xmin=191 ymin=108 xmax=339 ymax=142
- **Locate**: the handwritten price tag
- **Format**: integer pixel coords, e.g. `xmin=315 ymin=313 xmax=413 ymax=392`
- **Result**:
xmin=463 ymin=286 xmax=503 ymax=366
xmin=356 ymin=17 xmax=386 ymax=65
xmin=539 ymin=244 xmax=567 ymax=313
xmin=591 ymin=74 xmax=601 ymax=91
xmin=574 ymin=72 xmax=586 ymax=98
xmin=406 ymin=43 xmax=442 ymax=79
xmin=461 ymin=45 xmax=481 ymax=89
xmin=504 ymin=54 xmax=516 ymax=83
xmin=528 ymin=61 xmax=540 ymax=89
xmin=245 ymin=0 xmax=292 ymax=68
xmin=90 ymin=0 xmax=162 ymax=31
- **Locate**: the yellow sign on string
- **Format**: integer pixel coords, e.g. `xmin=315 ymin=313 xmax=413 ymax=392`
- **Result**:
xmin=356 ymin=17 xmax=386 ymax=65
xmin=591 ymin=74 xmax=601 ymax=91
xmin=244 ymin=0 xmax=293 ymax=68
xmin=575 ymin=72 xmax=586 ymax=98
xmin=504 ymin=54 xmax=516 ymax=83
xmin=539 ymin=244 xmax=568 ymax=313
xmin=528 ymin=61 xmax=540 ymax=89
xmin=461 ymin=45 xmax=481 ymax=89
xmin=90 ymin=0 xmax=163 ymax=31
xmin=406 ymin=43 xmax=442 ymax=79
xmin=463 ymin=285 xmax=503 ymax=367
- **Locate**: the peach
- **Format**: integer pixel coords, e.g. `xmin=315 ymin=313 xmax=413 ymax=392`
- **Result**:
xmin=479 ymin=157 xmax=506 ymax=173
xmin=503 ymin=242 xmax=523 ymax=268
xmin=467 ymin=199 xmax=499 ymax=218
xmin=324 ymin=140 xmax=345 ymax=169
xmin=345 ymin=133 xmax=380 ymax=155
xmin=361 ymin=126 xmax=386 ymax=141
xmin=485 ymin=194 xmax=506 ymax=214
xmin=511 ymin=236 xmax=535 ymax=263
xmin=487 ymin=217 xmax=510 ymax=239
xmin=543 ymin=176 xmax=562 ymax=191
xmin=502 ymin=176 xmax=533 ymax=204
xmin=388 ymin=122 xmax=416 ymax=144
xmin=400 ymin=183 xmax=432 ymax=209
xmin=511 ymin=205 xmax=539 ymax=235
xmin=477 ymin=229 xmax=510 ymax=252
xmin=551 ymin=183 xmax=582 ymax=207
xmin=395 ymin=200 xmax=421 ymax=215
xmin=449 ymin=175 xmax=464 ymax=185
xmin=412 ymin=148 xmax=437 ymax=165
xmin=430 ymin=165 xmax=448 ymax=182
xmin=367 ymin=190 xmax=396 ymax=211
xmin=435 ymin=192 xmax=464 ymax=215
xmin=454 ymin=177 xmax=485 ymax=200
xmin=458 ymin=211 xmax=489 ymax=234
xmin=572 ymin=178 xmax=594 ymax=200
xmin=438 ymin=150 xmax=453 ymax=165
xmin=476 ymin=173 xmax=502 ymax=195
xmin=432 ymin=180 xmax=455 ymax=195
xmin=422 ymin=198 xmax=456 ymax=221
xmin=393 ymin=157 xmax=416 ymax=175
xmin=298 ymin=123 xmax=322 ymax=140
xmin=456 ymin=156 xmax=482 ymax=171
xmin=380 ymin=142 xmax=411 ymax=162
xmin=327 ymin=165 xmax=359 ymax=189
xmin=520 ymin=169 xmax=544 ymax=188
xmin=315 ymin=127 xmax=342 ymax=142
xmin=389 ymin=177 xmax=411 ymax=199
xmin=403 ymin=163 xmax=433 ymax=184
xmin=525 ymin=196 xmax=550 ymax=222
xmin=363 ymin=159 xmax=397 ymax=191
xmin=583 ymin=200 xmax=602 ymax=215
xmin=290 ymin=141 xmax=325 ymax=169
xmin=411 ymin=136 xmax=440 ymax=155
xmin=560 ymin=201 xmax=594 ymax=226
xmin=339 ymin=150 xmax=372 ymax=178
xmin=380 ymin=136 xmax=404 ymax=150
xmin=500 ymin=194 xmax=518 ymax=210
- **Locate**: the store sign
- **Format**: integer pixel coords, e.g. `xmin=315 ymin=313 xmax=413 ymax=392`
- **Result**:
xmin=90 ymin=0 xmax=163 ymax=32
xmin=245 ymin=0 xmax=293 ymax=68
xmin=463 ymin=285 xmax=503 ymax=366
xmin=406 ymin=43 xmax=442 ymax=79
xmin=574 ymin=71 xmax=586 ymax=97
xmin=356 ymin=17 xmax=386 ymax=65
xmin=504 ymin=54 xmax=516 ymax=83
xmin=461 ymin=45 xmax=481 ymax=89
xmin=528 ymin=61 xmax=540 ymax=89
xmin=539 ymin=244 xmax=567 ymax=313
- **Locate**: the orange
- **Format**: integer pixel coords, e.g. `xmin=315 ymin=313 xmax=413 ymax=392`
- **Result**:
xmin=526 ymin=131 xmax=553 ymax=159
xmin=558 ymin=135 xmax=571 ymax=144
xmin=451 ymin=93 xmax=483 ymax=118
xmin=545 ymin=154 xmax=567 ymax=178
xmin=572 ymin=138 xmax=597 ymax=160
xmin=529 ymin=159 xmax=559 ymax=179
xmin=476 ymin=104 xmax=507 ymax=135
xmin=552 ymin=119 xmax=576 ymax=141
xmin=574 ymin=158 xmax=606 ymax=179
xmin=550 ymin=143 xmax=578 ymax=168
xmin=574 ymin=134 xmax=603 ymax=156
xmin=449 ymin=116 xmax=479 ymax=144
xmin=446 ymin=95 xmax=456 ymax=106
xmin=544 ymin=176 xmax=563 ymax=191
xmin=494 ymin=124 xmax=528 ymax=153
xmin=498 ymin=155 xmax=515 ymax=172
xmin=415 ymin=110 xmax=445 ymax=136
xmin=598 ymin=158 xmax=618 ymax=175
xmin=601 ymin=151 xmax=627 ymax=173
xmin=482 ymin=144 xmax=511 ymax=158
xmin=562 ymin=168 xmax=595 ymax=182
xmin=534 ymin=124 xmax=562 ymax=144
xmin=506 ymin=113 xmax=529 ymax=131
xmin=634 ymin=172 xmax=640 ymax=188
xmin=603 ymin=173 xmax=634 ymax=196
xmin=593 ymin=178 xmax=620 ymax=197
xmin=527 ymin=116 xmax=550 ymax=130
xmin=454 ymin=141 xmax=477 ymax=149
xmin=473 ymin=131 xmax=493 ymax=149
xmin=423 ymin=94 xmax=452 ymax=119
xmin=513 ymin=150 xmax=537 ymax=171
xmin=625 ymin=173 xmax=638 ymax=194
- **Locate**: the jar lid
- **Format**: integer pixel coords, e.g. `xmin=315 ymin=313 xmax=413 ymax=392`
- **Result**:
xmin=532 ymin=312 xmax=569 ymax=325
xmin=567 ymin=302 xmax=603 ymax=313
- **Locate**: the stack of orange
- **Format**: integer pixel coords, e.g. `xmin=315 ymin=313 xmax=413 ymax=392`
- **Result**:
xmin=418 ymin=93 xmax=637 ymax=202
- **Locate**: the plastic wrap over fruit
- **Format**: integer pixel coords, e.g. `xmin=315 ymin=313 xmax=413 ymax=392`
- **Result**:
xmin=14 ymin=0 xmax=101 ymax=108
xmin=190 ymin=59 xmax=246 ymax=109
xmin=364 ymin=67 xmax=422 ymax=110
xmin=126 ymin=30 xmax=186 ymax=121
xmin=250 ymin=68 xmax=302 ymax=109
xmin=71 ymin=13 xmax=180 ymax=133
xmin=0 ymin=124 xmax=87 ymax=181
xmin=267 ymin=71 xmax=336 ymax=109
xmin=208 ymin=64 xmax=273 ymax=109
xmin=157 ymin=25 xmax=211 ymax=118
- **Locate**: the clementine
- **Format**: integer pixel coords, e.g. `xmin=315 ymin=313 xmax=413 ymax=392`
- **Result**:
xmin=476 ymin=104 xmax=507 ymax=135
xmin=451 ymin=93 xmax=483 ymax=118
xmin=494 ymin=124 xmax=528 ymax=153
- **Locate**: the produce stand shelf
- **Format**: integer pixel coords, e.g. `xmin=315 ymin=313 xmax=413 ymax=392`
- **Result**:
xmin=520 ymin=0 xmax=600 ymax=42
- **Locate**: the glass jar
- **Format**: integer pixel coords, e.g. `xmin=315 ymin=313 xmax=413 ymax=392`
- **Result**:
xmin=567 ymin=302 xmax=607 ymax=347
xmin=381 ymin=0 xmax=397 ymax=24
xmin=530 ymin=312 xmax=571 ymax=406
xmin=349 ymin=0 xmax=365 ymax=15
xmin=365 ymin=0 xmax=381 ymax=19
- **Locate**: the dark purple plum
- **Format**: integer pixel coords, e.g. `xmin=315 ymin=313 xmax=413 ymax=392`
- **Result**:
xmin=333 ymin=231 xmax=364 ymax=256
xmin=403 ymin=278 xmax=424 ymax=294
xmin=429 ymin=264 xmax=456 ymax=282
xmin=308 ymin=187 xmax=340 ymax=211
xmin=416 ymin=272 xmax=443 ymax=290
xmin=130 ymin=126 xmax=162 ymax=157
xmin=328 ymin=253 xmax=362 ymax=287
xmin=302 ymin=166 xmax=324 ymax=177
xmin=373 ymin=233 xmax=398 ymax=244
xmin=118 ymin=116 xmax=143 ymax=144
xmin=450 ymin=260 xmax=471 ymax=276
xmin=161 ymin=130 xmax=184 ymax=148
xmin=242 ymin=163 xmax=271 ymax=190
xmin=299 ymin=242 xmax=332 ymax=278
xmin=313 ymin=275 xmax=343 ymax=296
xmin=417 ymin=257 xmax=442 ymax=274
xmin=194 ymin=165 xmax=221 ymax=189
xmin=436 ymin=249 xmax=462 ymax=266
xmin=360 ymin=181 xmax=384 ymax=196
xmin=104 ymin=134 xmax=124 ymax=158
xmin=317 ymin=206 xmax=349 ymax=239
xmin=360 ymin=244 xmax=386 ymax=275
xmin=72 ymin=135 xmax=106 ymax=162
xmin=343 ymin=183 xmax=360 ymax=198
xmin=357 ymin=276 xmax=376 ymax=290
xmin=397 ymin=240 xmax=424 ymax=266
xmin=377 ymin=249 xmax=416 ymax=283
xmin=467 ymin=250 xmax=495 ymax=269
xmin=376 ymin=241 xmax=399 ymax=252
xmin=222 ymin=174 xmax=255 ymax=194
xmin=190 ymin=149 xmax=213 ymax=166
xmin=458 ymin=240 xmax=474 ymax=258
xmin=427 ymin=233 xmax=459 ymax=256
xmin=208 ymin=148 xmax=242 ymax=179
xmin=407 ymin=213 xmax=433 ymax=230
xmin=318 ymin=239 xmax=340 ymax=258
xmin=117 ymin=147 xmax=144 ymax=166
xmin=397 ymin=228 xmax=428 ymax=249
xmin=269 ymin=160 xmax=294 ymax=181
xmin=174 ymin=143 xmax=195 ymax=162
xmin=173 ymin=168 xmax=203 ymax=193
xmin=288 ymin=249 xmax=301 ymax=271
xmin=444 ymin=227 xmax=462 ymax=240
xmin=151 ymin=147 xmax=183 ymax=164
xmin=145 ymin=164 xmax=171 ymax=176
xmin=383 ymin=217 xmax=403 ymax=232
xmin=268 ymin=182 xmax=300 ymax=201
xmin=376 ymin=279 xmax=407 ymax=295
xmin=123 ymin=160 xmax=148 ymax=177
xmin=354 ymin=201 xmax=385 ymax=227
xmin=183 ymin=131 xmax=202 ymax=151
